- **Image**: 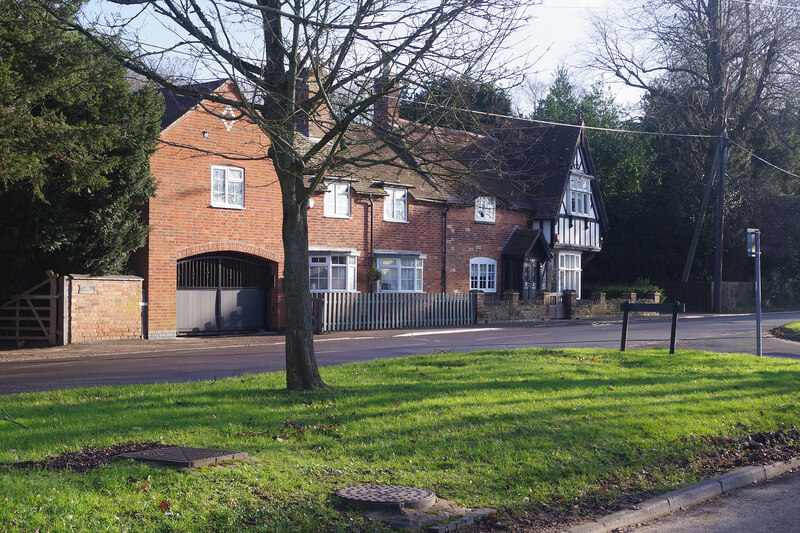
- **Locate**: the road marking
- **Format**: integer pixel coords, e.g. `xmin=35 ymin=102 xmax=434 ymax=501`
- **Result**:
xmin=316 ymin=336 xmax=378 ymax=343
xmin=394 ymin=328 xmax=499 ymax=337
xmin=476 ymin=334 xmax=535 ymax=341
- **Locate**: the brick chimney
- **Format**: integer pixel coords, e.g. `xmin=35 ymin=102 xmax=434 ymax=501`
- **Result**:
xmin=373 ymin=73 xmax=399 ymax=133
xmin=295 ymin=68 xmax=332 ymax=139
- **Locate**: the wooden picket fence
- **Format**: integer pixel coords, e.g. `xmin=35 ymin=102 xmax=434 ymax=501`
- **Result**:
xmin=312 ymin=292 xmax=476 ymax=333
xmin=0 ymin=272 xmax=59 ymax=345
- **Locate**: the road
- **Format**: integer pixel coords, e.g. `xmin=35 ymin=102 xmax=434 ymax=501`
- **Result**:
xmin=629 ymin=470 xmax=800 ymax=533
xmin=2 ymin=311 xmax=799 ymax=394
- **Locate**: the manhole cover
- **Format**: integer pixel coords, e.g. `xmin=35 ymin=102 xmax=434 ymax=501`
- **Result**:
xmin=336 ymin=484 xmax=436 ymax=512
xmin=119 ymin=446 xmax=248 ymax=468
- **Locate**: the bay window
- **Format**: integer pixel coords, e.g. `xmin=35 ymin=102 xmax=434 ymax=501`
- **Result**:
xmin=377 ymin=257 xmax=423 ymax=292
xmin=309 ymin=255 xmax=357 ymax=292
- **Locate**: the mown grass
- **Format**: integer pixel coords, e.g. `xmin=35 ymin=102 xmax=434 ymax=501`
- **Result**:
xmin=1 ymin=348 xmax=799 ymax=532
xmin=779 ymin=321 xmax=800 ymax=338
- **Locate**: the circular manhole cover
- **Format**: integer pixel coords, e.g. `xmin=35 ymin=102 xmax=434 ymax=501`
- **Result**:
xmin=336 ymin=484 xmax=436 ymax=511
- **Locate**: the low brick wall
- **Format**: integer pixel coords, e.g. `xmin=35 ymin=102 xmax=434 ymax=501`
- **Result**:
xmin=476 ymin=291 xmax=662 ymax=323
xmin=65 ymin=275 xmax=144 ymax=343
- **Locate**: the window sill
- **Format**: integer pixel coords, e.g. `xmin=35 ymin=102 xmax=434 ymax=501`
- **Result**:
xmin=383 ymin=219 xmax=409 ymax=224
xmin=323 ymin=214 xmax=352 ymax=219
xmin=474 ymin=219 xmax=496 ymax=225
xmin=210 ymin=204 xmax=245 ymax=210
xmin=310 ymin=290 xmax=360 ymax=294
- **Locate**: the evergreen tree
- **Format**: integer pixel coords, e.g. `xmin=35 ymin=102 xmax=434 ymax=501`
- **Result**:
xmin=399 ymin=75 xmax=515 ymax=131
xmin=0 ymin=0 xmax=162 ymax=299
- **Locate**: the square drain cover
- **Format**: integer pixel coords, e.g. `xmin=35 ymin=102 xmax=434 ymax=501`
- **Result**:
xmin=119 ymin=446 xmax=248 ymax=468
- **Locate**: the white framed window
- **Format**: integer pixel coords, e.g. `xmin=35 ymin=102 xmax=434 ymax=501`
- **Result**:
xmin=469 ymin=257 xmax=497 ymax=293
xmin=309 ymin=255 xmax=357 ymax=292
xmin=383 ymin=187 xmax=407 ymax=222
xmin=377 ymin=257 xmax=423 ymax=292
xmin=474 ymin=196 xmax=496 ymax=223
xmin=558 ymin=252 xmax=581 ymax=298
xmin=211 ymin=166 xmax=244 ymax=208
xmin=570 ymin=176 xmax=591 ymax=216
xmin=323 ymin=181 xmax=350 ymax=218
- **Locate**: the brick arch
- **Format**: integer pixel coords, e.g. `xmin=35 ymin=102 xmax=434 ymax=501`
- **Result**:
xmin=177 ymin=242 xmax=281 ymax=263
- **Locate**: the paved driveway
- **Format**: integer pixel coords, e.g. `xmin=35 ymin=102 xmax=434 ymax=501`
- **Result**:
xmin=2 ymin=311 xmax=799 ymax=394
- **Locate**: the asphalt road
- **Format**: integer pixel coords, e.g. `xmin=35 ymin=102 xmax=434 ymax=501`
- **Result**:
xmin=629 ymin=470 xmax=800 ymax=533
xmin=2 ymin=311 xmax=799 ymax=394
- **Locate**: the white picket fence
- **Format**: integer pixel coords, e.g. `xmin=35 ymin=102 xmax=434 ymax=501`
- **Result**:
xmin=311 ymin=292 xmax=476 ymax=332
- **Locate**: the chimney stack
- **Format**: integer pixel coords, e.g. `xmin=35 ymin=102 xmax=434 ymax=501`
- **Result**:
xmin=373 ymin=73 xmax=398 ymax=133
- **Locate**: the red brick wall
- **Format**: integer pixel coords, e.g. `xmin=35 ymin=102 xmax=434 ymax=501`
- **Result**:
xmin=444 ymin=205 xmax=529 ymax=293
xmin=307 ymin=193 xmax=447 ymax=293
xmin=143 ymin=88 xmax=540 ymax=338
xmin=146 ymin=92 xmax=284 ymax=339
xmin=66 ymin=275 xmax=143 ymax=343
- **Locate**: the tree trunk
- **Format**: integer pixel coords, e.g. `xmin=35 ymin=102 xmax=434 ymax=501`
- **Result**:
xmin=282 ymin=191 xmax=325 ymax=390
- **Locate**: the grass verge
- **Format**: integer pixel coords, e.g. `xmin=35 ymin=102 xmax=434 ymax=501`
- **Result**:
xmin=775 ymin=321 xmax=800 ymax=341
xmin=2 ymin=348 xmax=799 ymax=532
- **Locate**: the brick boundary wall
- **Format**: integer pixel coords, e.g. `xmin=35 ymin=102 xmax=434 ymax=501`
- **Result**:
xmin=64 ymin=275 xmax=144 ymax=344
xmin=476 ymin=291 xmax=663 ymax=323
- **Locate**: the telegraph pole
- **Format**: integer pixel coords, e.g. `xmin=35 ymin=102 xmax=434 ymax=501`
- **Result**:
xmin=713 ymin=132 xmax=728 ymax=313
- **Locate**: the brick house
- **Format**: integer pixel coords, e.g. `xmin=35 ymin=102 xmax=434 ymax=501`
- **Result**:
xmin=130 ymin=81 xmax=607 ymax=338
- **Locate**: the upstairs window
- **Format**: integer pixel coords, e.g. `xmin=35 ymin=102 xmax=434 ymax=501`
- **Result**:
xmin=211 ymin=166 xmax=244 ymax=208
xmin=324 ymin=181 xmax=350 ymax=218
xmin=469 ymin=257 xmax=497 ymax=293
xmin=383 ymin=187 xmax=407 ymax=222
xmin=474 ymin=196 xmax=496 ymax=223
xmin=570 ymin=176 xmax=591 ymax=216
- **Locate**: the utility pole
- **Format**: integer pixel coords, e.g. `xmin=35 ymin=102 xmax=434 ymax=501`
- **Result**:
xmin=713 ymin=132 xmax=728 ymax=313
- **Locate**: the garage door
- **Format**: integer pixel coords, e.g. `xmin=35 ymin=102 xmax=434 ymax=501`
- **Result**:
xmin=177 ymin=254 xmax=270 ymax=335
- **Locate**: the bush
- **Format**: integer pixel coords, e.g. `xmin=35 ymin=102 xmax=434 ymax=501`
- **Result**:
xmin=583 ymin=278 xmax=664 ymax=299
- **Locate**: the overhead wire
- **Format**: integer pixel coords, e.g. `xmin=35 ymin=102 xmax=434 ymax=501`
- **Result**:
xmin=728 ymin=139 xmax=800 ymax=179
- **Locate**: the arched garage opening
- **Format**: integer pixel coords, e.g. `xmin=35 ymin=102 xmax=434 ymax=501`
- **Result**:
xmin=176 ymin=252 xmax=274 ymax=335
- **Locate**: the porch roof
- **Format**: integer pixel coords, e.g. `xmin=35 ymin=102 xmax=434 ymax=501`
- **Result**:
xmin=502 ymin=229 xmax=553 ymax=261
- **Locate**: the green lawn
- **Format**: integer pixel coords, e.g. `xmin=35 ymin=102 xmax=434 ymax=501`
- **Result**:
xmin=2 ymin=348 xmax=799 ymax=532
xmin=779 ymin=321 xmax=800 ymax=338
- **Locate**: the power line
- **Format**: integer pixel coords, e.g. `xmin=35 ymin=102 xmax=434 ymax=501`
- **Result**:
xmin=730 ymin=0 xmax=800 ymax=11
xmin=728 ymin=139 xmax=800 ymax=179
xmin=398 ymin=97 xmax=717 ymax=138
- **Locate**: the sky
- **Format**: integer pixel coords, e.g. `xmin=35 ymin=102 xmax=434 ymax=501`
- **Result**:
xmin=85 ymin=0 xmax=644 ymax=113
xmin=513 ymin=0 xmax=643 ymax=111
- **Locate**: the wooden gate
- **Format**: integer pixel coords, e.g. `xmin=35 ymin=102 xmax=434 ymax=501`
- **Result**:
xmin=177 ymin=254 xmax=270 ymax=334
xmin=0 ymin=272 xmax=59 ymax=345
xmin=549 ymin=292 xmax=566 ymax=319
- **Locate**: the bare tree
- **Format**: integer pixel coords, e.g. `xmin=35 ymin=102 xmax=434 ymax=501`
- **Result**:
xmin=589 ymin=1 xmax=800 ymax=289
xmin=51 ymin=0 xmax=532 ymax=389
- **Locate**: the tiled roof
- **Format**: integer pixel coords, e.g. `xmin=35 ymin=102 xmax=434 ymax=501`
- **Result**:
xmin=502 ymin=228 xmax=553 ymax=259
xmin=157 ymin=87 xmax=595 ymax=218
xmin=160 ymin=80 xmax=228 ymax=129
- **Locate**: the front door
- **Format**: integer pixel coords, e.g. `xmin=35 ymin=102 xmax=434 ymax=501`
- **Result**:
xmin=522 ymin=260 xmax=536 ymax=300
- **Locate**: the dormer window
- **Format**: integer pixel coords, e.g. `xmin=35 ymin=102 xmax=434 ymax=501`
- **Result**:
xmin=383 ymin=187 xmax=407 ymax=222
xmin=569 ymin=176 xmax=591 ymax=216
xmin=323 ymin=181 xmax=350 ymax=218
xmin=474 ymin=196 xmax=496 ymax=223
